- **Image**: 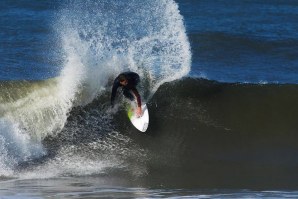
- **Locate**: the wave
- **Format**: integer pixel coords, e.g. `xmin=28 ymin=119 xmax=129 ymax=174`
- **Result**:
xmin=150 ymin=78 xmax=298 ymax=135
xmin=10 ymin=77 xmax=297 ymax=188
xmin=0 ymin=0 xmax=190 ymax=179
xmin=1 ymin=77 xmax=297 ymax=188
xmin=142 ymin=78 xmax=298 ymax=188
xmin=60 ymin=78 xmax=298 ymax=189
xmin=0 ymin=79 xmax=69 ymax=176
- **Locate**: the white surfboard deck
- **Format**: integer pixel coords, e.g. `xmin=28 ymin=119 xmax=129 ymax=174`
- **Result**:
xmin=127 ymin=103 xmax=149 ymax=132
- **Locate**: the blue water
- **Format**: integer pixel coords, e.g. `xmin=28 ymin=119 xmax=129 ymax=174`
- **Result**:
xmin=1 ymin=0 xmax=298 ymax=82
xmin=0 ymin=0 xmax=60 ymax=80
xmin=179 ymin=0 xmax=298 ymax=83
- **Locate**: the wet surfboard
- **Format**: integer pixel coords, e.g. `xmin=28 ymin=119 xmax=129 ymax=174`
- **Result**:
xmin=127 ymin=103 xmax=149 ymax=132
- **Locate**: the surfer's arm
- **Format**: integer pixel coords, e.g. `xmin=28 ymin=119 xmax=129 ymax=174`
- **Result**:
xmin=111 ymin=81 xmax=119 ymax=107
xmin=131 ymin=88 xmax=141 ymax=108
xmin=131 ymin=88 xmax=142 ymax=117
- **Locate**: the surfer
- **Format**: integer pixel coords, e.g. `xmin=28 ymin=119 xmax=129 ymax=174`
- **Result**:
xmin=111 ymin=72 xmax=142 ymax=117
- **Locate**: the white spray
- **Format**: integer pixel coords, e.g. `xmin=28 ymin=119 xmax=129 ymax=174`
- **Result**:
xmin=0 ymin=0 xmax=191 ymax=178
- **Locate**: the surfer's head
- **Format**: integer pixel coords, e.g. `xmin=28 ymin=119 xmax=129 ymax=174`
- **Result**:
xmin=119 ymin=75 xmax=128 ymax=86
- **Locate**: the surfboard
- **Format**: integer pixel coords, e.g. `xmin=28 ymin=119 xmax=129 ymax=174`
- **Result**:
xmin=127 ymin=103 xmax=149 ymax=132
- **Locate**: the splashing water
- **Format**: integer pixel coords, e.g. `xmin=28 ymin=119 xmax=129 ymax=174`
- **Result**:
xmin=57 ymin=0 xmax=191 ymax=103
xmin=0 ymin=0 xmax=191 ymax=178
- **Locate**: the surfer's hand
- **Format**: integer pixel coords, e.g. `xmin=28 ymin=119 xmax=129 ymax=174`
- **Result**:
xmin=136 ymin=106 xmax=142 ymax=117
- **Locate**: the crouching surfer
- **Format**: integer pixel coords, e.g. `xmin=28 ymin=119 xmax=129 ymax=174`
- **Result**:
xmin=111 ymin=72 xmax=142 ymax=117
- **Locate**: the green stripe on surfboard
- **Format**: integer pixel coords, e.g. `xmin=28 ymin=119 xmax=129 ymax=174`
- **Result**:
xmin=127 ymin=107 xmax=134 ymax=119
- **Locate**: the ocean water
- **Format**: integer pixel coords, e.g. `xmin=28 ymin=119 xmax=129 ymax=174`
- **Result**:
xmin=1 ymin=0 xmax=298 ymax=198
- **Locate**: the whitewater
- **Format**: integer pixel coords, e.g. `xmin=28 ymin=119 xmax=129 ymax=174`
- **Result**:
xmin=0 ymin=0 xmax=191 ymax=179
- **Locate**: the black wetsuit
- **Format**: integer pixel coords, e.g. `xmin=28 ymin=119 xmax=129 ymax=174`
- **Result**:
xmin=111 ymin=72 xmax=141 ymax=107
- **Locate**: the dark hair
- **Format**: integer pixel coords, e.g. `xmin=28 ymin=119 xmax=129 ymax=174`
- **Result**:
xmin=118 ymin=74 xmax=126 ymax=82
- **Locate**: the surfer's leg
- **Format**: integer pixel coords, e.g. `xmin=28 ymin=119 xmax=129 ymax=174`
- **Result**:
xmin=122 ymin=88 xmax=134 ymax=101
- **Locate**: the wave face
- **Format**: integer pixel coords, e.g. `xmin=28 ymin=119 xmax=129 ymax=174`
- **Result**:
xmin=5 ymin=78 xmax=296 ymax=189
xmin=144 ymin=78 xmax=298 ymax=188
xmin=0 ymin=0 xmax=191 ymax=179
